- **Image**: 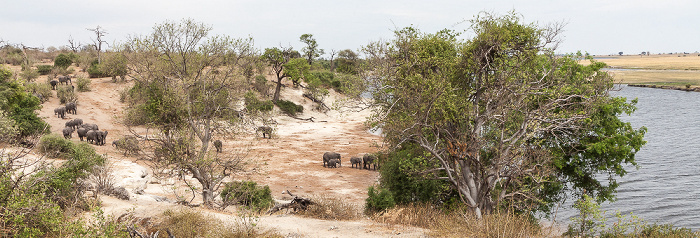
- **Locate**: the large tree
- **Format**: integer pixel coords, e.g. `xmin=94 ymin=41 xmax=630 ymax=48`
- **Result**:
xmin=262 ymin=47 xmax=308 ymax=103
xmin=364 ymin=13 xmax=645 ymax=218
xmin=120 ymin=19 xmax=257 ymax=208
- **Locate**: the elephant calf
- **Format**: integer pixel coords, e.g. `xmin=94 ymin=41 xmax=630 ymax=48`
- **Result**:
xmin=213 ymin=140 xmax=222 ymax=153
xmin=50 ymin=80 xmax=58 ymax=90
xmin=327 ymin=158 xmax=340 ymax=168
xmin=66 ymin=102 xmax=77 ymax=114
xmin=350 ymin=156 xmax=362 ymax=169
xmin=65 ymin=118 xmax=83 ymax=129
xmin=323 ymin=152 xmax=341 ymax=167
xmin=54 ymin=106 xmax=66 ymax=119
xmin=62 ymin=127 xmax=74 ymax=139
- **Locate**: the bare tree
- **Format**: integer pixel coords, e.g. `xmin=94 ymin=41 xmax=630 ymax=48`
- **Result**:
xmin=87 ymin=26 xmax=108 ymax=64
xmin=67 ymin=35 xmax=82 ymax=53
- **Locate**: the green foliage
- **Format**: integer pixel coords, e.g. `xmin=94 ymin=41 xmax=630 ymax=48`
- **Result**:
xmin=38 ymin=133 xmax=75 ymax=158
xmin=36 ymin=65 xmax=53 ymax=75
xmin=0 ymin=111 xmax=18 ymax=143
xmin=87 ymin=59 xmax=105 ymax=78
xmin=244 ymin=91 xmax=273 ymax=112
xmin=56 ymin=84 xmax=77 ymax=104
xmin=300 ymin=34 xmax=324 ymax=65
xmin=54 ymin=53 xmax=73 ymax=69
xmin=276 ymin=99 xmax=303 ymax=116
xmin=123 ymin=81 xmax=185 ymax=127
xmin=24 ymin=81 xmax=52 ymax=102
xmin=335 ymin=49 xmax=359 ymax=74
xmin=220 ymin=181 xmax=274 ymax=211
xmin=0 ymin=67 xmax=49 ymax=139
xmin=565 ymin=194 xmax=605 ymax=237
xmin=20 ymin=68 xmax=39 ymax=81
xmin=377 ymin=144 xmax=456 ymax=206
xmin=253 ymin=75 xmax=269 ymax=96
xmin=284 ymin=58 xmax=310 ymax=87
xmin=365 ymin=186 xmax=396 ymax=214
xmin=99 ymin=52 xmax=128 ymax=82
xmin=75 ymin=76 xmax=91 ymax=92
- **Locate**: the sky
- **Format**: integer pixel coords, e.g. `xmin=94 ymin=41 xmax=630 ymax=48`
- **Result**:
xmin=1 ymin=0 xmax=698 ymax=56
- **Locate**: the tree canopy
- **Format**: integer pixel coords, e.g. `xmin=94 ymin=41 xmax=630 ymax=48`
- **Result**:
xmin=363 ymin=13 xmax=646 ymax=218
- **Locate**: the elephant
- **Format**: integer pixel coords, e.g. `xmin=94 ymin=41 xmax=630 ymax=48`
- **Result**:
xmin=65 ymin=102 xmax=77 ymax=114
xmin=327 ymin=158 xmax=340 ymax=168
xmin=323 ymin=152 xmax=341 ymax=167
xmin=50 ymin=80 xmax=58 ymax=90
xmin=58 ymin=75 xmax=71 ymax=85
xmin=77 ymin=127 xmax=88 ymax=141
xmin=363 ymin=154 xmax=377 ymax=170
xmin=54 ymin=106 xmax=66 ymax=119
xmin=213 ymin=140 xmax=222 ymax=153
xmin=65 ymin=118 xmax=83 ymax=129
xmin=350 ymin=156 xmax=362 ymax=169
xmin=86 ymin=130 xmax=98 ymax=144
xmin=96 ymin=131 xmax=108 ymax=146
xmin=257 ymin=126 xmax=272 ymax=139
xmin=80 ymin=123 xmax=99 ymax=131
xmin=62 ymin=127 xmax=74 ymax=139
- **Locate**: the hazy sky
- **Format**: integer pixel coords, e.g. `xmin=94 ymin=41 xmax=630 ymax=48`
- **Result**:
xmin=1 ymin=0 xmax=698 ymax=56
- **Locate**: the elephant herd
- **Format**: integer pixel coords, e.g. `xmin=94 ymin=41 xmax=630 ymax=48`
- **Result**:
xmin=50 ymin=74 xmax=109 ymax=146
xmin=323 ymin=152 xmax=377 ymax=170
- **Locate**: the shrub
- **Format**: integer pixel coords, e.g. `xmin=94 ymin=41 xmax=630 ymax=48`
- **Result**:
xmin=54 ymin=53 xmax=73 ymax=69
xmin=276 ymin=99 xmax=303 ymax=116
xmin=253 ymin=75 xmax=269 ymax=96
xmin=24 ymin=81 xmax=52 ymax=102
xmin=87 ymin=60 xmax=105 ymax=78
xmin=99 ymin=53 xmax=128 ymax=82
xmin=244 ymin=91 xmax=273 ymax=112
xmin=220 ymin=180 xmax=274 ymax=211
xmin=56 ymin=85 xmax=78 ymax=104
xmin=20 ymin=68 xmax=39 ymax=82
xmin=0 ymin=67 xmax=50 ymax=138
xmin=564 ymin=194 xmax=605 ymax=237
xmin=0 ymin=111 xmax=19 ymax=143
xmin=36 ymin=65 xmax=53 ymax=75
xmin=37 ymin=133 xmax=75 ymax=158
xmin=75 ymin=77 xmax=91 ymax=92
xmin=365 ymin=186 xmax=396 ymax=214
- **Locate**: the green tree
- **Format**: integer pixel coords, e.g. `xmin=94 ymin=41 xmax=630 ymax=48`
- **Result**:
xmin=363 ymin=13 xmax=645 ymax=218
xmin=261 ymin=47 xmax=309 ymax=103
xmin=335 ymin=49 xmax=358 ymax=75
xmin=0 ymin=66 xmax=49 ymax=140
xmin=300 ymin=34 xmax=324 ymax=65
xmin=120 ymin=19 xmax=257 ymax=208
xmin=54 ymin=53 xmax=73 ymax=69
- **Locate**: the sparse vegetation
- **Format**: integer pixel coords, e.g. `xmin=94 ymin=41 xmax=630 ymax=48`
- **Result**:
xmin=56 ymin=84 xmax=78 ymax=104
xmin=245 ymin=90 xmax=274 ymax=112
xmin=298 ymin=195 xmax=361 ymax=221
xmin=24 ymin=81 xmax=52 ymax=102
xmin=220 ymin=180 xmax=274 ymax=211
xmin=276 ymin=99 xmax=303 ymax=116
xmin=36 ymin=64 xmax=53 ymax=75
xmin=75 ymin=76 xmax=91 ymax=92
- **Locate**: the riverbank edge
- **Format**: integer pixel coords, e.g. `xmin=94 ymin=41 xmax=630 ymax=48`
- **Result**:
xmin=627 ymin=84 xmax=700 ymax=92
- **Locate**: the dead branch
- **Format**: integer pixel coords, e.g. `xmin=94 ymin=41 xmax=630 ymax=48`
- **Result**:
xmin=267 ymin=190 xmax=315 ymax=215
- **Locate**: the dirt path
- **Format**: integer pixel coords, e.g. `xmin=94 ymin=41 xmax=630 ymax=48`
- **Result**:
xmin=34 ymin=72 xmax=426 ymax=237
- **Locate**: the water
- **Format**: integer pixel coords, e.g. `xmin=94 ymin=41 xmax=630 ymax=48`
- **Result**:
xmin=556 ymin=84 xmax=700 ymax=230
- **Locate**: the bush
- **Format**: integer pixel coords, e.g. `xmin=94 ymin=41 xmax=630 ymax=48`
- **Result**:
xmin=38 ymin=133 xmax=75 ymax=158
xmin=20 ymin=68 xmax=39 ymax=82
xmin=54 ymin=53 xmax=73 ymax=69
xmin=36 ymin=65 xmax=53 ymax=75
xmin=75 ymin=77 xmax=91 ymax=92
xmin=0 ymin=67 xmax=50 ymax=138
xmin=365 ymin=186 xmax=396 ymax=214
xmin=253 ymin=75 xmax=269 ymax=96
xmin=56 ymin=85 xmax=78 ymax=104
xmin=220 ymin=180 xmax=274 ymax=211
xmin=0 ymin=111 xmax=19 ymax=143
xmin=276 ymin=99 xmax=303 ymax=116
xmin=87 ymin=60 xmax=105 ymax=78
xmin=244 ymin=91 xmax=273 ymax=112
xmin=24 ymin=81 xmax=52 ymax=102
xmin=99 ymin=53 xmax=128 ymax=82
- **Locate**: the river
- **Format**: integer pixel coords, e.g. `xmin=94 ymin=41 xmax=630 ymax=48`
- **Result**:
xmin=556 ymin=84 xmax=700 ymax=230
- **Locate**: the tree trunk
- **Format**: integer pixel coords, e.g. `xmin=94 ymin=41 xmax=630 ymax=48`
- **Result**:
xmin=273 ymin=77 xmax=283 ymax=103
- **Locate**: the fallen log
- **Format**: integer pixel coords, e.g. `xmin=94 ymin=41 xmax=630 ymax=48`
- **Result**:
xmin=267 ymin=190 xmax=315 ymax=215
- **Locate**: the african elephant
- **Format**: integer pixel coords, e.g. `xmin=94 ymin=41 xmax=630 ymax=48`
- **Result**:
xmin=50 ymin=80 xmax=58 ymax=90
xmin=86 ymin=130 xmax=98 ymax=144
xmin=54 ymin=106 xmax=66 ymax=119
xmin=327 ymin=158 xmax=340 ymax=168
xmin=363 ymin=154 xmax=377 ymax=170
xmin=323 ymin=152 xmax=341 ymax=167
xmin=65 ymin=102 xmax=77 ymax=114
xmin=257 ymin=126 xmax=272 ymax=139
xmin=77 ymin=127 xmax=88 ymax=141
xmin=58 ymin=75 xmax=71 ymax=85
xmin=214 ymin=140 xmax=222 ymax=153
xmin=80 ymin=123 xmax=99 ymax=131
xmin=65 ymin=118 xmax=83 ymax=130
xmin=350 ymin=156 xmax=362 ymax=169
xmin=96 ymin=131 xmax=108 ymax=146
xmin=62 ymin=127 xmax=74 ymax=139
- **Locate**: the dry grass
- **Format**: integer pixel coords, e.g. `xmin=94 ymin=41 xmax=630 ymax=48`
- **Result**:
xmin=145 ymin=209 xmax=284 ymax=238
xmin=296 ymin=195 xmax=362 ymax=221
xmin=607 ymin=70 xmax=700 ymax=85
xmin=372 ymin=204 xmax=556 ymax=238
xmin=583 ymin=54 xmax=700 ymax=70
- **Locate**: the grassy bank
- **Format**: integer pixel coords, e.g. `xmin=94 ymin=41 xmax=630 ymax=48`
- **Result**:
xmin=580 ymin=54 xmax=700 ymax=86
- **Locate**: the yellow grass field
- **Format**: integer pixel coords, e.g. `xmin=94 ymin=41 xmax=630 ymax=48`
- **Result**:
xmin=580 ymin=53 xmax=700 ymax=85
